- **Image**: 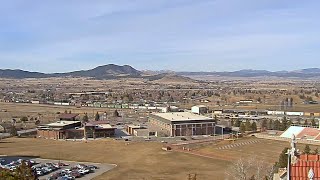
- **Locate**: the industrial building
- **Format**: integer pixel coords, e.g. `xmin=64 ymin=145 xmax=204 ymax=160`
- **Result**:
xmin=149 ymin=112 xmax=216 ymax=137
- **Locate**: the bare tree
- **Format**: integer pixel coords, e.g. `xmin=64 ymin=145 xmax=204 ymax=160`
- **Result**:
xmin=225 ymin=157 xmax=275 ymax=180
xmin=225 ymin=158 xmax=253 ymax=180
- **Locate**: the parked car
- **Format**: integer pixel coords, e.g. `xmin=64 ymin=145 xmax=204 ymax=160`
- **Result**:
xmin=181 ymin=137 xmax=187 ymax=141
xmin=87 ymin=165 xmax=99 ymax=170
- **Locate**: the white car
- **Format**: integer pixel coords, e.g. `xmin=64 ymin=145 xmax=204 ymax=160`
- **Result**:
xmin=78 ymin=170 xmax=86 ymax=175
xmin=64 ymin=169 xmax=72 ymax=174
xmin=36 ymin=170 xmax=44 ymax=176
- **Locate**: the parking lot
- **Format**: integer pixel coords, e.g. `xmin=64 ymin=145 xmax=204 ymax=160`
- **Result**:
xmin=0 ymin=156 xmax=116 ymax=180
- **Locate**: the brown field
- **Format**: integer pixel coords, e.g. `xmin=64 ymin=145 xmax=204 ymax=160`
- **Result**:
xmin=1 ymin=137 xmax=318 ymax=180
xmin=0 ymin=102 xmax=136 ymax=129
xmin=0 ymin=102 xmax=133 ymax=119
xmin=194 ymin=137 xmax=320 ymax=163
xmin=0 ymin=138 xmax=229 ymax=180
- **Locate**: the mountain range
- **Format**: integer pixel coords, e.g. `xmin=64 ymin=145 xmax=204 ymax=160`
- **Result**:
xmin=0 ymin=64 xmax=141 ymax=79
xmin=1 ymin=65 xmax=320 ymax=79
xmin=177 ymin=68 xmax=320 ymax=78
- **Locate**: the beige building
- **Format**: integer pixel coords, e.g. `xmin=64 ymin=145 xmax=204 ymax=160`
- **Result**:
xmin=149 ymin=112 xmax=215 ymax=137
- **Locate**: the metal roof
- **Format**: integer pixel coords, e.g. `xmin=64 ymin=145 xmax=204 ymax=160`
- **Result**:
xmin=47 ymin=121 xmax=80 ymax=127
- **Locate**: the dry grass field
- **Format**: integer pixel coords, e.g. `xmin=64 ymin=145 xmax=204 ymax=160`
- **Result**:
xmin=195 ymin=137 xmax=320 ymax=163
xmin=0 ymin=138 xmax=230 ymax=180
xmin=0 ymin=137 xmax=318 ymax=180
xmin=0 ymin=138 xmax=315 ymax=180
xmin=0 ymin=102 xmax=136 ymax=129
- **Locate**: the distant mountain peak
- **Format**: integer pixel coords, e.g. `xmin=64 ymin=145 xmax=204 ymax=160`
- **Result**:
xmin=0 ymin=64 xmax=141 ymax=79
xmin=292 ymin=68 xmax=320 ymax=73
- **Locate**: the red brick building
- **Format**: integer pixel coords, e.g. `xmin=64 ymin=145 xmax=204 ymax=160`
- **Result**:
xmin=37 ymin=120 xmax=116 ymax=139
xmin=37 ymin=121 xmax=81 ymax=139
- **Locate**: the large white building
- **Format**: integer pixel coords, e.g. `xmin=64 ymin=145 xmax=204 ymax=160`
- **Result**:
xmin=149 ymin=112 xmax=215 ymax=137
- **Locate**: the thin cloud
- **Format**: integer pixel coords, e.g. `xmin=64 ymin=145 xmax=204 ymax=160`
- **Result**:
xmin=0 ymin=0 xmax=320 ymax=72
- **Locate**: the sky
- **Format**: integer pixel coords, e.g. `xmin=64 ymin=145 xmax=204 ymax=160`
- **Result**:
xmin=0 ymin=0 xmax=320 ymax=72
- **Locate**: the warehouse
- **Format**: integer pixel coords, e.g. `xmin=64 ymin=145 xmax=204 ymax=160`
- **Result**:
xmin=149 ymin=112 xmax=215 ymax=137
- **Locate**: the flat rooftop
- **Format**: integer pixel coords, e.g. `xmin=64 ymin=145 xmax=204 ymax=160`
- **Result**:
xmin=127 ymin=124 xmax=141 ymax=128
xmin=96 ymin=124 xmax=114 ymax=129
xmin=152 ymin=112 xmax=212 ymax=122
xmin=47 ymin=121 xmax=81 ymax=127
xmin=79 ymin=123 xmax=115 ymax=130
xmin=193 ymin=105 xmax=207 ymax=108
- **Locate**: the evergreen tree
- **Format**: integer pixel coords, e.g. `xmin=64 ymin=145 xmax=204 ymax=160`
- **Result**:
xmin=245 ymin=121 xmax=252 ymax=131
xmin=82 ymin=113 xmax=89 ymax=123
xmin=14 ymin=160 xmax=36 ymax=180
xmin=20 ymin=116 xmax=28 ymax=123
xmin=95 ymin=112 xmax=100 ymax=121
xmin=267 ymin=120 xmax=273 ymax=130
xmin=240 ymin=123 xmax=246 ymax=134
xmin=313 ymin=148 xmax=319 ymax=155
xmin=251 ymin=122 xmax=257 ymax=132
xmin=280 ymin=117 xmax=288 ymax=131
xmin=168 ymin=96 xmax=174 ymax=102
xmin=235 ymin=119 xmax=241 ymax=127
xmin=10 ymin=125 xmax=17 ymax=136
xmin=274 ymin=120 xmax=280 ymax=130
xmin=278 ymin=147 xmax=289 ymax=168
xmin=113 ymin=110 xmax=120 ymax=117
xmin=35 ymin=120 xmax=40 ymax=125
xmin=304 ymin=145 xmax=311 ymax=154
xmin=261 ymin=119 xmax=267 ymax=129
xmin=311 ymin=118 xmax=316 ymax=127
xmin=287 ymin=120 xmax=292 ymax=128
xmin=257 ymin=97 xmax=262 ymax=103
xmin=128 ymin=94 xmax=134 ymax=102
xmin=0 ymin=160 xmax=36 ymax=180
xmin=304 ymin=119 xmax=309 ymax=126
xmin=231 ymin=119 xmax=234 ymax=126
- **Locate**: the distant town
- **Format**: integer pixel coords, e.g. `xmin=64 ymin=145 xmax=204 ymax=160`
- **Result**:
xmin=1 ymin=65 xmax=320 ymax=179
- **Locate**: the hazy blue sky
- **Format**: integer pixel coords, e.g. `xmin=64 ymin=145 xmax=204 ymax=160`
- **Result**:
xmin=1 ymin=0 xmax=320 ymax=72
